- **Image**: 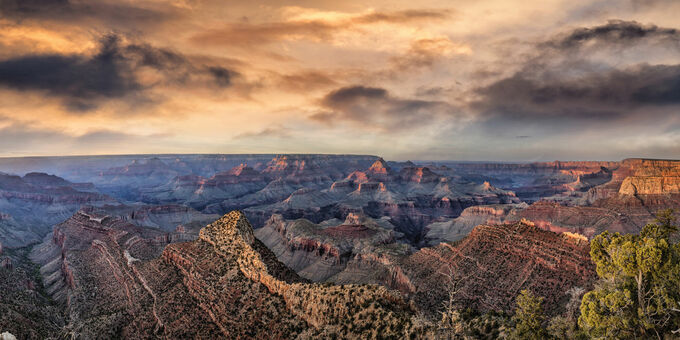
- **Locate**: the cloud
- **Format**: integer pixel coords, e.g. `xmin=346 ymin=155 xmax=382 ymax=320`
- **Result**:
xmin=544 ymin=20 xmax=680 ymax=50
xmin=275 ymin=71 xmax=338 ymax=93
xmin=0 ymin=35 xmax=140 ymax=111
xmin=470 ymin=19 xmax=680 ymax=133
xmin=0 ymin=120 xmax=172 ymax=155
xmin=0 ymin=34 xmax=240 ymax=111
xmin=389 ymin=37 xmax=471 ymax=71
xmin=0 ymin=0 xmax=179 ymax=28
xmin=191 ymin=8 xmax=451 ymax=47
xmin=312 ymin=85 xmax=456 ymax=130
xmin=476 ymin=63 xmax=680 ymax=117
xmin=233 ymin=126 xmax=291 ymax=139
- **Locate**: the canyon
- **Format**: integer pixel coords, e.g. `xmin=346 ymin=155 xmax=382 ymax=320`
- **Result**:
xmin=0 ymin=154 xmax=678 ymax=338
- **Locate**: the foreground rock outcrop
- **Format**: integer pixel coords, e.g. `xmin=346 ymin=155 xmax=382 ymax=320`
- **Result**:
xmin=30 ymin=210 xmax=417 ymax=338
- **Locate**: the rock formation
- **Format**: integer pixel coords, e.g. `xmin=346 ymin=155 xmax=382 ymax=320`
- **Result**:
xmin=423 ymin=203 xmax=528 ymax=245
xmin=403 ymin=220 xmax=596 ymax=317
xmin=618 ymin=159 xmax=680 ymax=195
xmin=255 ymin=213 xmax=410 ymax=282
xmin=258 ymin=214 xmax=596 ymax=318
xmin=28 ymin=210 xmax=418 ymax=338
xmin=243 ymin=163 xmax=519 ymax=242
xmin=439 ymin=160 xmax=621 ymax=202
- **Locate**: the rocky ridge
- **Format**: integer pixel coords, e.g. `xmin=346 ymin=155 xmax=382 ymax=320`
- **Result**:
xmin=28 ymin=210 xmax=417 ymax=338
xmin=403 ymin=220 xmax=596 ymax=317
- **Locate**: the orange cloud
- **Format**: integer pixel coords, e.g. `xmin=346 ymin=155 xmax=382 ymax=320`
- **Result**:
xmin=190 ymin=8 xmax=452 ymax=47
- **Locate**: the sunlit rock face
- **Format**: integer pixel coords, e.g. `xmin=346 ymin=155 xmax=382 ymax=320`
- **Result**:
xmin=423 ymin=203 xmax=527 ymax=245
xmin=618 ymin=159 xmax=680 ymax=195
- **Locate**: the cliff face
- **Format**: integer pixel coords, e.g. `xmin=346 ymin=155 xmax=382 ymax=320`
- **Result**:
xmin=616 ymin=159 xmax=680 ymax=195
xmin=29 ymin=210 xmax=417 ymax=338
xmin=505 ymin=201 xmax=642 ymax=237
xmin=619 ymin=176 xmax=680 ymax=195
xmin=403 ymin=221 xmax=596 ymax=317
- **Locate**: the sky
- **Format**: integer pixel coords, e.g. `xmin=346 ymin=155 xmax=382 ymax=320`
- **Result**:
xmin=0 ymin=0 xmax=678 ymax=161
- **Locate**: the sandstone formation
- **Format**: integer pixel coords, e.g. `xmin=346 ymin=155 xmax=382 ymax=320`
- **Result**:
xmin=258 ymin=214 xmax=596 ymax=318
xmin=618 ymin=159 xmax=680 ymax=195
xmin=504 ymin=201 xmax=635 ymax=237
xmin=98 ymin=203 xmax=219 ymax=235
xmin=140 ymin=164 xmax=268 ymax=209
xmin=438 ymin=160 xmax=620 ymax=202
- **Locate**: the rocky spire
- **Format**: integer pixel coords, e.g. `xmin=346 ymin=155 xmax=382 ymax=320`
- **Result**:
xmin=368 ymin=158 xmax=391 ymax=175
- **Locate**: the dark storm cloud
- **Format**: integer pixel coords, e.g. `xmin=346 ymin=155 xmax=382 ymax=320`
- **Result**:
xmin=324 ymin=86 xmax=387 ymax=104
xmin=312 ymin=85 xmax=455 ymax=129
xmin=543 ymin=20 xmax=680 ymax=50
xmin=472 ymin=19 xmax=680 ymax=130
xmin=0 ymin=34 xmax=239 ymax=112
xmin=0 ymin=0 xmax=178 ymax=27
xmin=477 ymin=63 xmax=680 ymax=117
xmin=0 ymin=35 xmax=140 ymax=110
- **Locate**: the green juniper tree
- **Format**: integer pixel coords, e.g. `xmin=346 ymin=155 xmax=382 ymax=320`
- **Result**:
xmin=510 ymin=289 xmax=547 ymax=339
xmin=579 ymin=209 xmax=680 ymax=339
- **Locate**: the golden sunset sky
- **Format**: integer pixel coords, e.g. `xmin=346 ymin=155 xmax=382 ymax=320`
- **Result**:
xmin=0 ymin=0 xmax=678 ymax=160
